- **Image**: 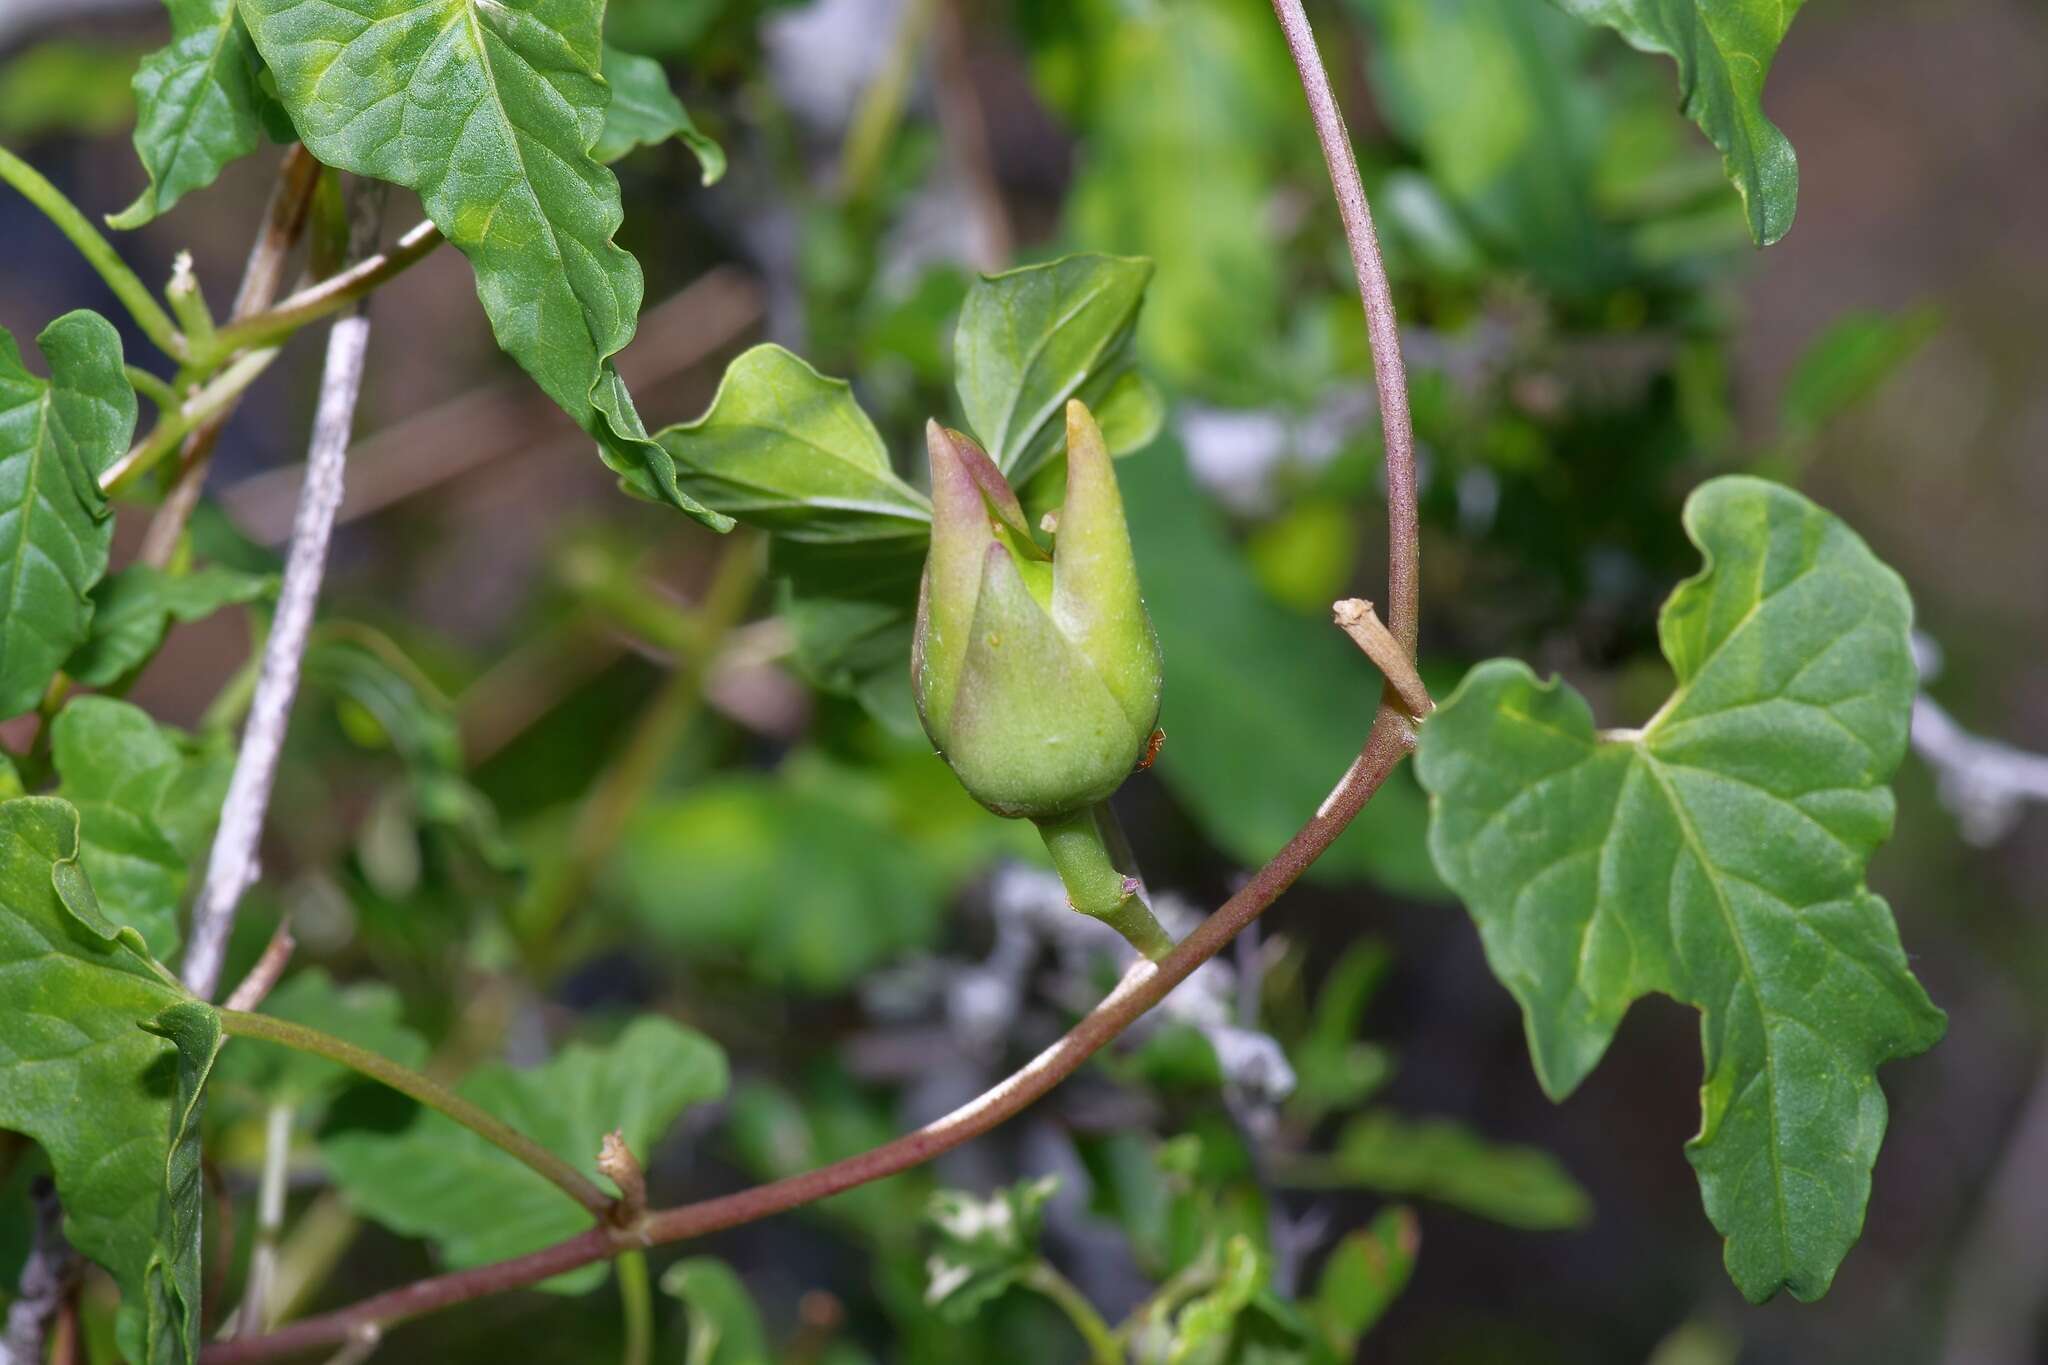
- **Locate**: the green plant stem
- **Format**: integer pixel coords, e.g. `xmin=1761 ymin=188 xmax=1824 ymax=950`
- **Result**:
xmin=101 ymin=347 xmax=280 ymax=494
xmin=1035 ymin=804 xmax=1173 ymax=961
xmin=0 ymin=144 xmax=185 ymax=360
xmin=1117 ymin=1257 xmax=1218 ymax=1344
xmin=615 ymin=1250 xmax=652 ymax=1365
xmin=217 ymin=1009 xmax=613 ymax=1218
xmin=201 ymin=220 xmax=443 ymax=363
xmin=166 ymin=257 xmax=218 ymax=357
xmin=124 ymin=365 xmax=180 ymax=414
xmin=1023 ymin=1262 xmax=1121 ymax=1365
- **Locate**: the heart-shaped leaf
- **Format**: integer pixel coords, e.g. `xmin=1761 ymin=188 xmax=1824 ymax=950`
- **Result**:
xmin=50 ymin=697 xmax=207 ymax=959
xmin=655 ymin=344 xmax=930 ymax=543
xmin=0 ymin=311 xmax=135 ymax=719
xmin=65 ymin=562 xmax=274 ymax=688
xmin=110 ymin=0 xmax=275 ymax=228
xmin=955 ymin=254 xmax=1155 ymax=482
xmin=1416 ymin=476 xmax=1945 ymax=1301
xmin=0 ymin=797 xmax=216 ymax=1364
xmin=239 ymin=0 xmax=730 ymax=529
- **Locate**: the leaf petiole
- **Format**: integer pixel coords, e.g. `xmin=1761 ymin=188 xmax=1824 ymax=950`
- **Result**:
xmin=616 ymin=1249 xmax=652 ymax=1365
xmin=1021 ymin=1262 xmax=1122 ymax=1365
xmin=0 ymin=145 xmax=186 ymax=360
xmin=1034 ymin=803 xmax=1174 ymax=961
xmin=124 ymin=365 xmax=182 ymax=415
xmin=217 ymin=1009 xmax=615 ymax=1218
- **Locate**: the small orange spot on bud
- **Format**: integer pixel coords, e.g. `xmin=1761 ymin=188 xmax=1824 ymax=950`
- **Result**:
xmin=1137 ymin=727 xmax=1166 ymax=770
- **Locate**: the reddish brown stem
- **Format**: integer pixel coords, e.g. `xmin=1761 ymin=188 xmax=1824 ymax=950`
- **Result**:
xmin=200 ymin=711 xmax=1415 ymax=1363
xmin=1269 ymin=0 xmax=1419 ymax=659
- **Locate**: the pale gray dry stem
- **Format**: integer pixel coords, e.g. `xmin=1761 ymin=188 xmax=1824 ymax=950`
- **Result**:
xmin=232 ymin=1103 xmax=297 ymax=1338
xmin=183 ymin=192 xmax=383 ymax=1000
xmin=1 ymin=1179 xmax=78 ymax=1365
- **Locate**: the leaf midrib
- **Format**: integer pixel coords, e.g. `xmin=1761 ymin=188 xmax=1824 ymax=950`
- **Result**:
xmin=692 ymin=417 xmax=929 ymax=522
xmin=159 ymin=1 xmax=246 ymax=186
xmin=1 ymin=388 xmax=57 ymax=652
xmin=989 ymin=275 xmax=1119 ymax=470
xmin=1634 ymin=745 xmax=1794 ymax=1274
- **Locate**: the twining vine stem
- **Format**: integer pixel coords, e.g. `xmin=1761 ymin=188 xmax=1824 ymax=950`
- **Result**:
xmin=1269 ymin=0 xmax=1419 ymax=658
xmin=202 ymin=3 xmax=1420 ymax=1357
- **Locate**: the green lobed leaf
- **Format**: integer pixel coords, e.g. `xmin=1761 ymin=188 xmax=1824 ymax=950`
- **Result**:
xmin=656 ymin=344 xmax=930 ymax=543
xmin=238 ymin=0 xmax=731 ymax=530
xmin=109 ymin=0 xmax=274 ymax=229
xmin=922 ymin=1175 xmax=1058 ymax=1324
xmin=0 ymin=311 xmax=136 ymax=719
xmin=595 ymin=43 xmax=725 ymax=182
xmin=66 ymin=562 xmax=275 ymax=689
xmin=1415 ymin=475 xmax=1946 ymax=1300
xmin=319 ymin=1015 xmax=727 ymax=1293
xmin=954 ymin=254 xmax=1155 ymax=482
xmin=1307 ymin=1110 xmax=1591 ymax=1230
xmin=1312 ymin=1207 xmax=1418 ymax=1354
xmin=1550 ymin=0 xmax=1810 ymax=244
xmin=660 ymin=1257 xmax=771 ymax=1365
xmin=139 ymin=1002 xmax=223 ymax=1365
xmin=0 ymin=797 xmax=213 ymax=1362
xmin=50 ymin=697 xmax=206 ymax=960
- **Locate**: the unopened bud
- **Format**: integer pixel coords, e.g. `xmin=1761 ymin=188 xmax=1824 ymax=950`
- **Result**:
xmin=912 ymin=401 xmax=1162 ymax=821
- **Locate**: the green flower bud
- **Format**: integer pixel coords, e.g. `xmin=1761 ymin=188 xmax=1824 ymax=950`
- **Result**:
xmin=912 ymin=401 xmax=1162 ymax=822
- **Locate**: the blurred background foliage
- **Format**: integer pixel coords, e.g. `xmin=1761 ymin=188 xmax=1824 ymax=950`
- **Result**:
xmin=1 ymin=0 xmax=2045 ymax=1361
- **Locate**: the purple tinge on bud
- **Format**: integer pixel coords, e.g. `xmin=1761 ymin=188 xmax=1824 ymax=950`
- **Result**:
xmin=912 ymin=422 xmax=995 ymax=744
xmin=911 ymin=406 xmax=1162 ymax=820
